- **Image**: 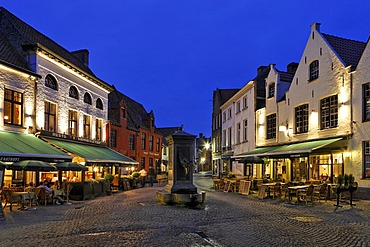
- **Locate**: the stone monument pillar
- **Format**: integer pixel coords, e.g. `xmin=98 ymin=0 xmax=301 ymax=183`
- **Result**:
xmin=156 ymin=130 xmax=205 ymax=206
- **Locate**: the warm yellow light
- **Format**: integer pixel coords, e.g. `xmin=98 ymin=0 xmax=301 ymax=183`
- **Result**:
xmin=200 ymin=157 xmax=206 ymax=163
xmin=131 ymin=166 xmax=135 ymax=171
xmin=205 ymin=143 xmax=210 ymax=150
xmin=93 ymin=167 xmax=98 ymax=172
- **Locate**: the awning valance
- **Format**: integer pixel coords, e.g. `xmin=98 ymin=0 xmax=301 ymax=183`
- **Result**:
xmin=232 ymin=138 xmax=344 ymax=159
xmin=0 ymin=132 xmax=72 ymax=163
xmin=237 ymin=156 xmax=265 ymax=164
xmin=43 ymin=138 xmax=138 ymax=165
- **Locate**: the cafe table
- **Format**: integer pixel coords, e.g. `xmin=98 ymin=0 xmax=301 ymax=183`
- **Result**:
xmin=12 ymin=191 xmax=36 ymax=210
xmin=287 ymin=185 xmax=309 ymax=203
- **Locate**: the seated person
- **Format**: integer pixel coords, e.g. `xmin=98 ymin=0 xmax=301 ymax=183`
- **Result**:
xmin=25 ymin=181 xmax=35 ymax=192
xmin=38 ymin=181 xmax=65 ymax=205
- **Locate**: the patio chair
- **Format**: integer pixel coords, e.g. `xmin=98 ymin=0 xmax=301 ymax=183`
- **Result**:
xmin=35 ymin=188 xmax=53 ymax=206
xmin=313 ymin=183 xmax=327 ymax=202
xmin=2 ymin=189 xmax=21 ymax=212
xmin=272 ymin=183 xmax=282 ymax=199
xmin=297 ymin=185 xmax=315 ymax=205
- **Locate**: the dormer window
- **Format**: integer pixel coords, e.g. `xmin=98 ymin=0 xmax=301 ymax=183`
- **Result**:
xmin=45 ymin=74 xmax=58 ymax=90
xmin=96 ymin=98 xmax=103 ymax=110
xmin=83 ymin=92 xmax=92 ymax=105
xmin=69 ymin=86 xmax=79 ymax=100
xmin=268 ymin=83 xmax=275 ymax=98
xmin=121 ymin=107 xmax=126 ymax=119
xmin=309 ymin=60 xmax=319 ymax=81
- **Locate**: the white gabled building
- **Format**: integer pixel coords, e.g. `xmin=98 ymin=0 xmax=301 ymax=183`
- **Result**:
xmin=247 ymin=23 xmax=370 ymax=197
xmin=221 ymin=66 xmax=270 ymax=177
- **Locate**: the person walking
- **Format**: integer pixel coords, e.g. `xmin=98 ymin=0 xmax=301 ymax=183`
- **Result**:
xmin=148 ymin=165 xmax=155 ymax=187
xmin=139 ymin=168 xmax=147 ymax=187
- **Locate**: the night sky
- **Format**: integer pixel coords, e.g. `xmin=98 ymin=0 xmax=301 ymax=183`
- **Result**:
xmin=2 ymin=1 xmax=369 ymax=137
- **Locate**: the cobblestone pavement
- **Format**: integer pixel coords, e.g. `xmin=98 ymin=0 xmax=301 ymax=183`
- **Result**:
xmin=1 ymin=175 xmax=370 ymax=247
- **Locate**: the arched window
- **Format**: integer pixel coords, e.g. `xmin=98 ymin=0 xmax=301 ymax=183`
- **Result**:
xmin=45 ymin=74 xmax=58 ymax=90
xmin=309 ymin=60 xmax=319 ymax=81
xmin=84 ymin=92 xmax=92 ymax=105
xmin=96 ymin=98 xmax=103 ymax=110
xmin=69 ymin=86 xmax=79 ymax=99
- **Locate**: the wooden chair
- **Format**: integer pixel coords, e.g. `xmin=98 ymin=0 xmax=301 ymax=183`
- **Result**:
xmin=272 ymin=183 xmax=282 ymax=199
xmin=35 ymin=188 xmax=53 ymax=206
xmin=2 ymin=189 xmax=21 ymax=212
xmin=313 ymin=183 xmax=327 ymax=202
xmin=297 ymin=185 xmax=315 ymax=205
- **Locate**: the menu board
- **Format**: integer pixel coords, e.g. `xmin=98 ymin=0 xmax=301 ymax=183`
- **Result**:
xmin=240 ymin=180 xmax=251 ymax=195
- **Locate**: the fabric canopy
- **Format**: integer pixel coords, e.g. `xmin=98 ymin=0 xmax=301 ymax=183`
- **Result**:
xmin=232 ymin=138 xmax=343 ymax=159
xmin=7 ymin=160 xmax=57 ymax=171
xmin=0 ymin=131 xmax=72 ymax=163
xmin=238 ymin=156 xmax=265 ymax=164
xmin=55 ymin=162 xmax=88 ymax=171
xmin=44 ymin=138 xmax=138 ymax=165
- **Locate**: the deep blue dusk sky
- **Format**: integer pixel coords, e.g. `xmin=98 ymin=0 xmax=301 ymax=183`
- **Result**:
xmin=2 ymin=1 xmax=370 ymax=137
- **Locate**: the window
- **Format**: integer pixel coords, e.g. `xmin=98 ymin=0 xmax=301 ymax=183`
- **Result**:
xmin=222 ymin=129 xmax=226 ymax=147
xmin=363 ymin=141 xmax=370 ymax=178
xmin=242 ymin=96 xmax=248 ymax=109
xmin=84 ymin=92 xmax=92 ymax=105
xmin=95 ymin=119 xmax=102 ymax=141
xmin=156 ymin=137 xmax=160 ymax=152
xmin=44 ymin=101 xmax=57 ymax=132
xmin=121 ymin=107 xmax=126 ymax=119
xmin=149 ymin=158 xmax=153 ymax=167
xmin=266 ymin=114 xmax=276 ymax=139
xmin=69 ymin=86 xmax=79 ymax=99
xmin=110 ymin=129 xmax=117 ymax=147
xmin=295 ymin=104 xmax=309 ymax=134
xmin=320 ymin=95 xmax=338 ymax=129
xmin=129 ymin=134 xmax=135 ymax=150
xmin=309 ymin=60 xmax=319 ymax=81
xmin=243 ymin=119 xmax=248 ymax=141
xmin=141 ymin=133 xmax=146 ymax=150
xmin=83 ymin=115 xmax=91 ymax=139
xmin=223 ymin=112 xmax=226 ymax=122
xmin=140 ymin=157 xmax=145 ymax=170
xmin=96 ymin=98 xmax=103 ymax=110
xmin=149 ymin=135 xmax=153 ymax=151
xmin=236 ymin=122 xmax=241 ymax=144
xmin=236 ymin=101 xmax=241 ymax=113
xmin=45 ymin=74 xmax=58 ymax=90
xmin=227 ymin=127 xmax=232 ymax=148
xmin=4 ymin=88 xmax=23 ymax=126
xmin=68 ymin=110 xmax=78 ymax=136
xmin=363 ymin=83 xmax=370 ymax=121
xmin=268 ymin=83 xmax=275 ymax=98
xmin=228 ymin=108 xmax=232 ymax=119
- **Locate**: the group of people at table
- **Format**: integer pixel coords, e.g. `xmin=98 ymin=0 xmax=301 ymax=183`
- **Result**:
xmin=2 ymin=174 xmax=75 ymax=211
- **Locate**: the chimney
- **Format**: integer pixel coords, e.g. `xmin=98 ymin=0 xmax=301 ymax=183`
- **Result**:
xmin=257 ymin=65 xmax=268 ymax=75
xmin=286 ymin=62 xmax=299 ymax=73
xmin=311 ymin=22 xmax=321 ymax=32
xmin=72 ymin=49 xmax=89 ymax=67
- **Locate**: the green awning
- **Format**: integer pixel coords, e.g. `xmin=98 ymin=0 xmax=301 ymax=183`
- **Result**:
xmin=232 ymin=146 xmax=280 ymax=159
xmin=232 ymin=138 xmax=343 ymax=159
xmin=238 ymin=156 xmax=265 ymax=164
xmin=0 ymin=131 xmax=72 ymax=163
xmin=264 ymin=138 xmax=343 ymax=157
xmin=44 ymin=138 xmax=138 ymax=165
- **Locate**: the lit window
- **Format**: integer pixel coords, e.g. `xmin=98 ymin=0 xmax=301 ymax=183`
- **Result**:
xmin=4 ymin=88 xmax=23 ymax=126
xmin=68 ymin=110 xmax=78 ymax=136
xmin=320 ymin=95 xmax=338 ymax=129
xmin=44 ymin=101 xmax=57 ymax=132
xmin=363 ymin=141 xmax=370 ymax=178
xmin=83 ymin=115 xmax=91 ymax=139
xmin=95 ymin=119 xmax=102 ymax=141
xmin=295 ymin=104 xmax=309 ymax=133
